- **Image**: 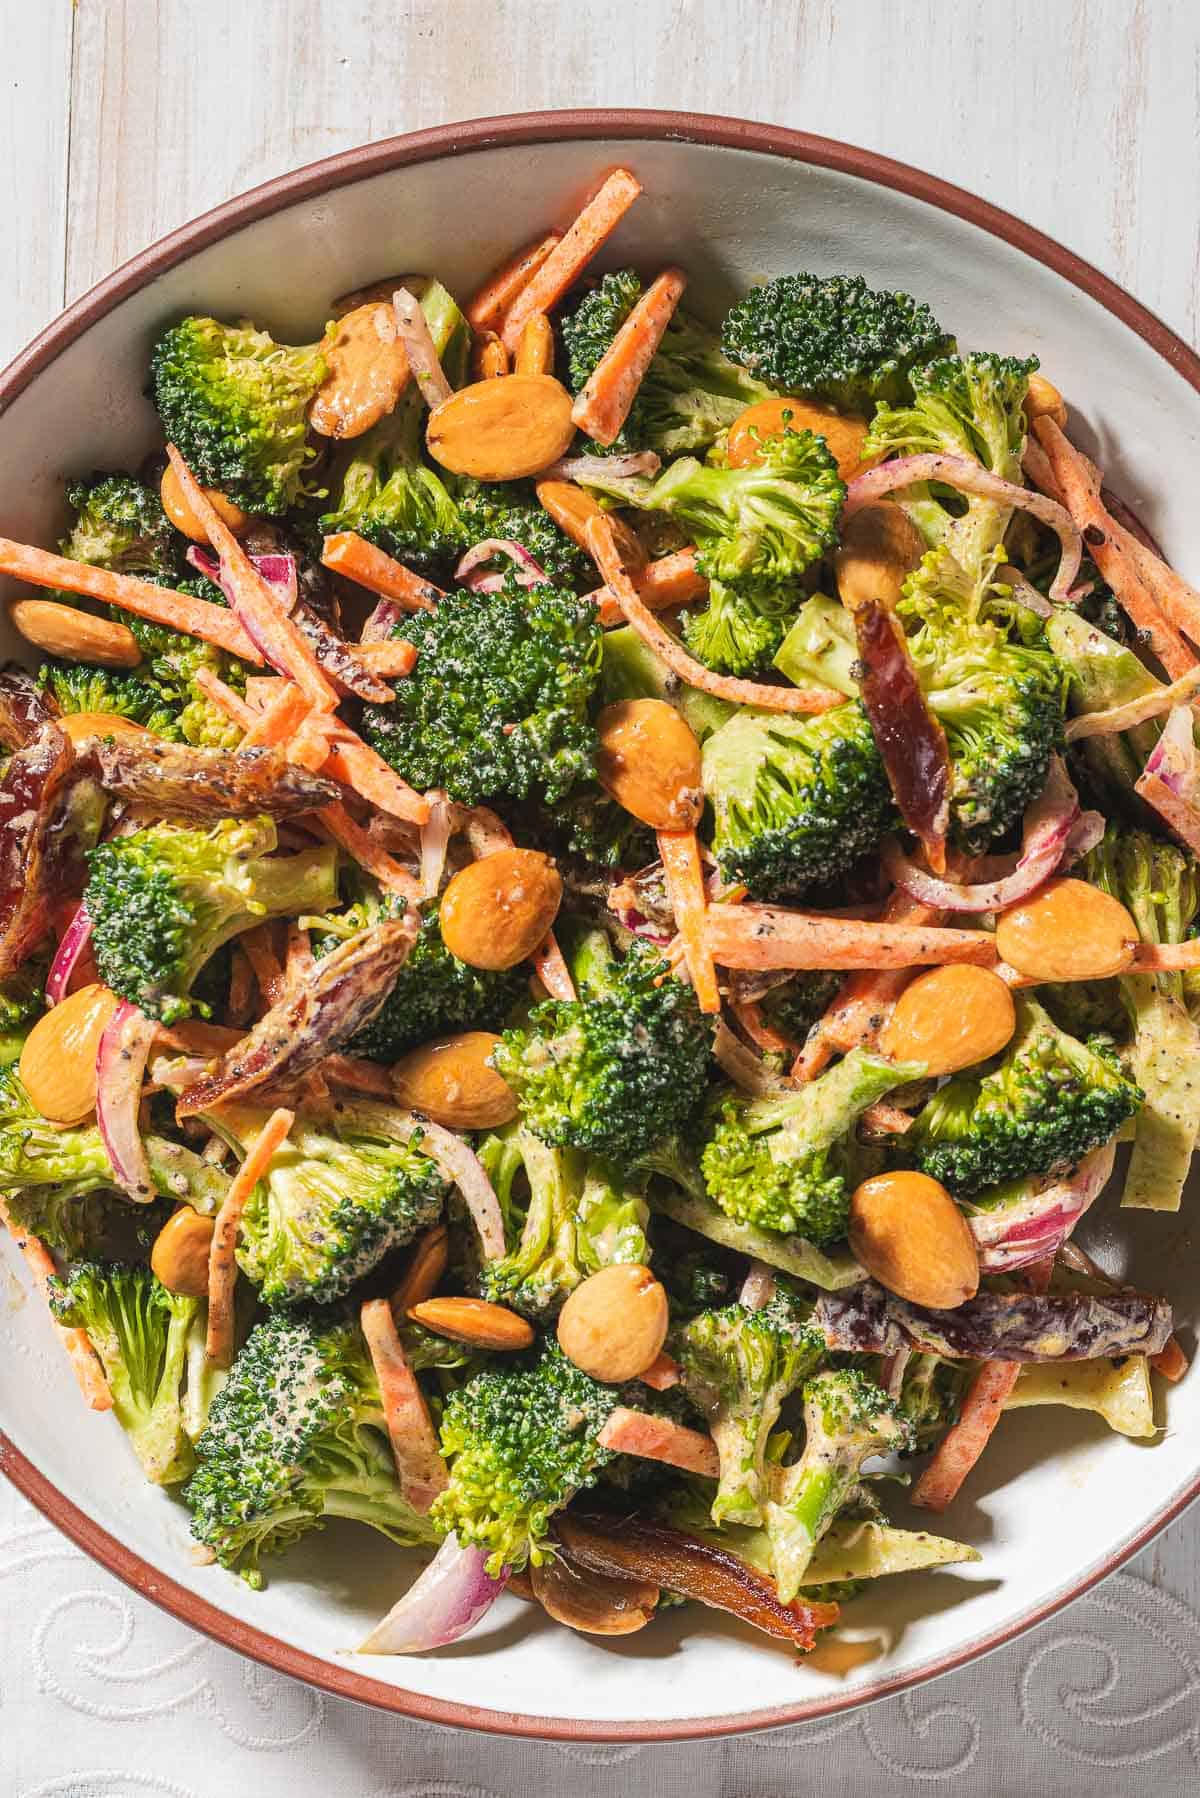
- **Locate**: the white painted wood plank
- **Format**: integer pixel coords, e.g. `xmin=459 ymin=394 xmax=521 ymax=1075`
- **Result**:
xmin=0 ymin=2 xmax=72 ymax=366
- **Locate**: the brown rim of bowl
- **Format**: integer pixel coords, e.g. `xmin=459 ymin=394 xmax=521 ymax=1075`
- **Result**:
xmin=2 ymin=107 xmax=1199 ymax=1743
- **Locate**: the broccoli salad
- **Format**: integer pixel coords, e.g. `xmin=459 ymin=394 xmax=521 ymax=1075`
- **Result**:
xmin=0 ymin=162 xmax=1190 ymax=1664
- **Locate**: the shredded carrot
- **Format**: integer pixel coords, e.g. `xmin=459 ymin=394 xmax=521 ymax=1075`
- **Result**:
xmin=588 ymin=546 xmax=708 ymax=628
xmin=704 ymin=903 xmax=998 ymax=973
xmin=0 ymin=536 xmax=262 ymax=662
xmin=239 ymin=923 xmax=285 ymax=1007
xmin=860 ymin=1100 xmax=914 ymax=1135
xmin=228 ymin=945 xmax=254 ymax=1026
xmin=317 ymin=801 xmax=421 ymax=898
xmin=239 ymin=682 xmax=312 ymax=749
xmin=500 ymin=170 xmax=644 ymax=354
xmin=244 ymin=675 xmax=286 ymax=710
xmin=597 ymin=1406 xmax=720 ymax=1479
xmin=166 ymin=447 xmax=339 ymax=708
xmin=206 ymin=1107 xmax=294 ymax=1368
xmin=730 ymin=995 xmax=797 ymax=1057
xmin=289 ymin=713 xmax=336 ymax=772
xmin=355 ymin=640 xmax=419 ymax=678
xmin=912 ymin=1360 xmax=1020 ymax=1511
xmin=1131 ymin=939 xmax=1200 ymax=970
xmin=321 ymin=531 xmax=441 ymax=611
xmin=360 ymin=1297 xmax=447 ymax=1512
xmin=285 ymin=923 xmax=314 ymax=985
xmin=657 ymin=829 xmax=720 ymax=1014
xmin=640 ymin=1351 xmax=682 ymax=1392
xmin=468 ymin=231 xmax=562 ymax=333
xmin=191 ymin=666 xmax=257 ymax=732
xmin=792 ymin=894 xmax=941 ymax=1079
xmin=572 ymin=268 xmax=687 ymax=446
xmin=1151 ymin=1336 xmax=1190 ymax=1382
xmin=586 ymin=517 xmax=841 ymax=713
xmin=325 ymin=1054 xmax=394 ymax=1098
xmin=0 ymin=1197 xmax=111 ymax=1409
xmin=531 ymin=932 xmax=576 ymax=1000
xmin=320 ymin=727 xmax=430 ymax=826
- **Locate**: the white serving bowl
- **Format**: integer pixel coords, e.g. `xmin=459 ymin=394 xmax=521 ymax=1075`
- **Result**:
xmin=1 ymin=109 xmax=1197 ymax=1743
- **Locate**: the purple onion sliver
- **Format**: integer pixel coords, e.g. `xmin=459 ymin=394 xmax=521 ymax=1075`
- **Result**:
xmin=46 ymin=902 xmax=93 ymax=1006
xmin=357 ymin=1535 xmax=508 ymax=1654
xmin=95 ymin=1001 xmax=159 ymax=1203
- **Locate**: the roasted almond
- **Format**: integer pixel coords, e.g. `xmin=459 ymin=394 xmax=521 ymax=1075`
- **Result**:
xmin=309 ymin=301 xmax=409 ymax=439
xmin=10 ymin=599 xmax=142 ymax=668
xmin=20 ymin=982 xmax=120 ymax=1124
xmin=426 ymin=374 xmax=576 ymax=481
xmin=881 ymin=964 xmax=1016 ymax=1076
xmin=408 ymin=1296 xmax=534 ymax=1351
xmin=57 ymin=712 xmax=152 ymax=745
xmin=596 ymin=698 xmax=703 ymax=830
xmin=835 ymin=501 xmax=927 ymax=612
xmin=726 ymin=394 xmax=875 ymax=480
xmin=472 ymin=331 xmax=510 ymax=380
xmin=995 ymin=877 xmax=1138 ymax=982
xmin=515 ymin=312 xmax=554 ymax=377
xmin=391 ymin=1223 xmax=449 ymax=1314
xmin=439 ymin=847 xmax=562 ymax=971
xmin=535 ymin=480 xmax=646 ymax=566
xmin=150 ymin=1207 xmax=215 ymax=1298
xmin=557 ymin=1265 xmax=669 ymax=1383
xmin=1024 ymin=371 xmax=1068 ymax=428
xmin=530 ymin=1549 xmax=658 ymax=1635
xmin=160 ymin=463 xmax=250 ymax=541
xmin=391 ymin=1031 xmax=516 ymax=1129
xmin=849 ymin=1170 xmax=980 ymax=1310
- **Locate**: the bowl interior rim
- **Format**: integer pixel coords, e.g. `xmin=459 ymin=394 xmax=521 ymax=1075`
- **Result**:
xmin=2 ymin=105 xmax=1198 ymax=1743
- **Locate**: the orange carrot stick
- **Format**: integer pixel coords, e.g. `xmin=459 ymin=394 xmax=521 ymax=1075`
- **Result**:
xmin=704 ymin=904 xmax=998 ymax=974
xmin=360 ymin=1296 xmax=447 ymax=1513
xmin=0 ymin=1197 xmax=112 ymax=1410
xmin=530 ymin=932 xmax=576 ymax=1000
xmin=586 ymin=517 xmax=841 ymax=713
xmin=239 ymin=923 xmax=285 ymax=1007
xmin=191 ymin=666 xmax=257 ymax=732
xmin=239 ymin=682 xmax=312 ymax=749
xmin=500 ymin=169 xmax=644 ymax=354
xmin=166 ymin=447 xmax=339 ymax=708
xmin=587 ymin=547 xmax=709 ymax=628
xmin=639 ymin=1351 xmax=682 ymax=1392
xmin=1151 ymin=1335 xmax=1190 ymax=1382
xmin=325 ymin=1054 xmax=394 ymax=1098
xmin=206 ymin=1106 xmax=294 ymax=1367
xmin=321 ymin=729 xmax=431 ymax=826
xmin=355 ymin=640 xmax=419 ymax=678
xmin=467 ymin=232 xmax=562 ymax=333
xmin=0 ymin=537 xmax=262 ymax=662
xmin=572 ymin=268 xmax=687 ymax=446
xmin=911 ymin=1360 xmax=1021 ymax=1512
xmin=321 ymin=532 xmax=441 ymax=611
xmin=730 ymin=995 xmax=797 ymax=1057
xmin=317 ymin=801 xmax=420 ymax=898
xmin=657 ymin=829 xmax=720 ymax=1014
xmin=792 ymin=894 xmax=941 ymax=1079
xmin=597 ymin=1406 xmax=720 ymax=1479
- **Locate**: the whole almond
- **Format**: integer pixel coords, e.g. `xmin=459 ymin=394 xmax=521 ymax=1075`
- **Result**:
xmin=391 ymin=1031 xmax=516 ymax=1129
xmin=391 ymin=1223 xmax=449 ymax=1314
xmin=849 ymin=1171 xmax=979 ymax=1310
xmin=426 ymin=374 xmax=577 ymax=481
xmin=20 ymin=983 xmax=120 ymax=1124
xmin=57 ymin=712 xmax=152 ymax=746
xmin=596 ymin=698 xmax=703 ymax=830
xmin=160 ymin=464 xmax=250 ymax=541
xmin=309 ymin=302 xmax=409 ymax=439
xmin=11 ymin=599 xmax=142 ymax=668
xmin=408 ymin=1296 xmax=534 ymax=1351
xmin=557 ymin=1265 xmax=669 ymax=1383
xmin=535 ymin=480 xmax=646 ymax=566
xmin=439 ymin=847 xmax=562 ymax=971
xmin=834 ymin=501 xmax=927 ymax=612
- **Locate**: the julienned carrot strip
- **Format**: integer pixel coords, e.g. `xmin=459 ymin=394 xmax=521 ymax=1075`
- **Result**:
xmin=657 ymin=829 xmax=720 ymax=1014
xmin=166 ymin=447 xmax=339 ymax=709
xmin=318 ymin=802 xmax=421 ymax=898
xmin=640 ymin=1352 xmax=682 ymax=1392
xmin=289 ymin=714 xmax=336 ymax=772
xmin=597 ymin=1406 xmax=720 ymax=1480
xmin=586 ymin=518 xmax=840 ymax=714
xmin=500 ymin=169 xmax=644 ymax=354
xmin=730 ymin=996 xmax=797 ymax=1057
xmin=239 ymin=683 xmax=312 ymax=749
xmin=192 ymin=666 xmax=257 ymax=731
xmin=791 ymin=894 xmax=942 ymax=1079
xmin=356 ymin=640 xmax=419 ymax=678
xmin=572 ymin=268 xmax=687 ymax=446
xmin=206 ymin=1106 xmax=294 ymax=1368
xmin=1151 ymin=1335 xmax=1190 ymax=1382
xmin=360 ymin=1297 xmax=447 ymax=1513
xmin=0 ymin=537 xmax=262 ymax=662
xmin=588 ymin=547 xmax=708 ymax=628
xmin=1131 ymin=939 xmax=1200 ymax=970
xmin=239 ymin=923 xmax=285 ymax=1007
xmin=0 ymin=1197 xmax=111 ymax=1410
xmin=245 ymin=676 xmax=286 ymax=709
xmin=321 ymin=532 xmax=441 ymax=612
xmin=285 ymin=923 xmax=314 ymax=985
xmin=704 ymin=903 xmax=998 ymax=974
xmin=531 ymin=932 xmax=576 ymax=1000
xmin=467 ymin=231 xmax=562 ymax=332
xmin=325 ymin=1054 xmax=394 ymax=1098
xmin=321 ymin=730 xmax=431 ymax=826
xmin=912 ymin=1360 xmax=1021 ymax=1512
xmin=228 ymin=945 xmax=254 ymax=1025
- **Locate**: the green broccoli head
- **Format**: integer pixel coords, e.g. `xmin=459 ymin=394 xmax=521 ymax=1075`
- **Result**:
xmin=151 ymin=316 xmax=327 ymax=515
xmin=37 ymin=661 xmax=184 ymax=739
xmin=584 ymin=427 xmax=844 ymax=589
xmin=677 ymin=1288 xmax=826 ymax=1528
xmin=431 ymin=1338 xmax=622 ymax=1575
xmin=1086 ymin=824 xmax=1200 ymax=1002
xmin=85 ymin=817 xmax=339 ymax=1023
xmin=491 ymin=931 xmax=711 ymax=1167
xmin=184 ymin=1309 xmax=439 ymax=1583
xmin=720 ymin=273 xmax=954 ymax=414
xmin=310 ymin=892 xmax=526 ymax=1062
xmin=359 ymin=586 xmax=602 ymax=806
xmin=1046 ymin=608 xmax=1168 ymax=810
xmin=220 ymin=1107 xmax=446 ymax=1307
xmin=0 ymin=960 xmax=46 ymax=1045
xmin=906 ymin=994 xmax=1143 ymax=1196
xmin=60 ymin=474 xmax=182 ymax=581
xmin=560 ymin=271 xmax=777 ymax=457
xmin=896 ymin=1352 xmax=968 ymax=1452
xmin=51 ymin=1263 xmax=200 ymax=1485
xmin=518 ymin=782 xmax=656 ymax=872
xmin=765 ymin=1367 xmax=913 ymax=1601
xmin=681 ymin=575 xmax=800 ymax=677
xmin=702 ymin=700 xmax=894 ymax=899
xmin=700 ymin=1049 xmax=924 ymax=1244
xmin=455 ymin=480 xmax=592 ymax=590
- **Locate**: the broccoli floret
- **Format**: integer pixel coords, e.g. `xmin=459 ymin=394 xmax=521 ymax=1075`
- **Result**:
xmin=765 ymin=1368 xmax=912 ymax=1600
xmin=583 ymin=427 xmax=844 ymax=591
xmin=491 ymin=931 xmax=711 ymax=1167
xmin=895 ymin=1352 xmax=967 ymax=1452
xmin=677 ymin=1288 xmax=826 ymax=1528
xmin=721 ymin=274 xmax=953 ymax=415
xmin=431 ymin=1338 xmax=622 ymax=1575
xmin=50 ymin=1263 xmax=199 ymax=1485
xmin=701 ymin=701 xmax=895 ymax=899
xmin=0 ymin=960 xmax=46 ymax=1062
xmin=37 ymin=661 xmax=183 ymax=739
xmin=216 ymin=1108 xmax=446 ymax=1307
xmin=309 ymin=892 xmax=526 ymax=1062
xmin=185 ymin=1311 xmax=438 ymax=1583
xmin=455 ymin=479 xmax=592 ymax=591
xmin=681 ymin=575 xmax=801 ymax=676
xmin=700 ymin=1049 xmax=923 ymax=1244
xmin=60 ymin=473 xmax=182 ymax=581
xmin=86 ymin=817 xmax=338 ymax=1023
xmin=360 ymin=586 xmax=601 ymax=806
xmin=521 ymin=782 xmax=657 ymax=872
xmin=1047 ymin=608 xmax=1173 ymax=811
xmin=560 ymin=272 xmax=777 ymax=456
xmin=906 ymin=994 xmax=1143 ymax=1196
xmin=151 ymin=316 xmax=327 ymax=515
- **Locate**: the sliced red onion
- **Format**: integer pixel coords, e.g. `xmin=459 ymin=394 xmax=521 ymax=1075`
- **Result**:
xmin=419 ymin=791 xmax=452 ymax=900
xmin=46 ymin=902 xmax=93 ymax=1005
xmin=882 ymin=755 xmax=1080 ymax=913
xmin=188 ymin=545 xmax=298 ymax=612
xmin=739 ymin=1260 xmax=776 ymax=1311
xmin=1135 ymin=705 xmax=1200 ymax=854
xmin=543 ymin=450 xmax=661 ymax=482
xmin=360 ymin=597 xmax=405 ymax=644
xmin=1066 ymin=667 xmax=1200 ymax=742
xmin=95 ymin=1001 xmax=159 ymax=1202
xmin=1062 ymin=809 xmax=1107 ymax=866
xmin=393 ymin=287 xmax=452 ymax=408
xmin=969 ymin=1143 xmax=1115 ymax=1272
xmin=844 ymin=453 xmax=1082 ymax=602
xmin=361 ymin=1104 xmax=506 ymax=1260
xmin=358 ymin=1534 xmax=508 ymax=1654
xmin=455 ymin=539 xmax=548 ymax=590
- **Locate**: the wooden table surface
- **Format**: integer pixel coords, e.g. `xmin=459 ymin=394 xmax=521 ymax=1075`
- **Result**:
xmin=1 ymin=2 xmax=1198 ymax=1789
